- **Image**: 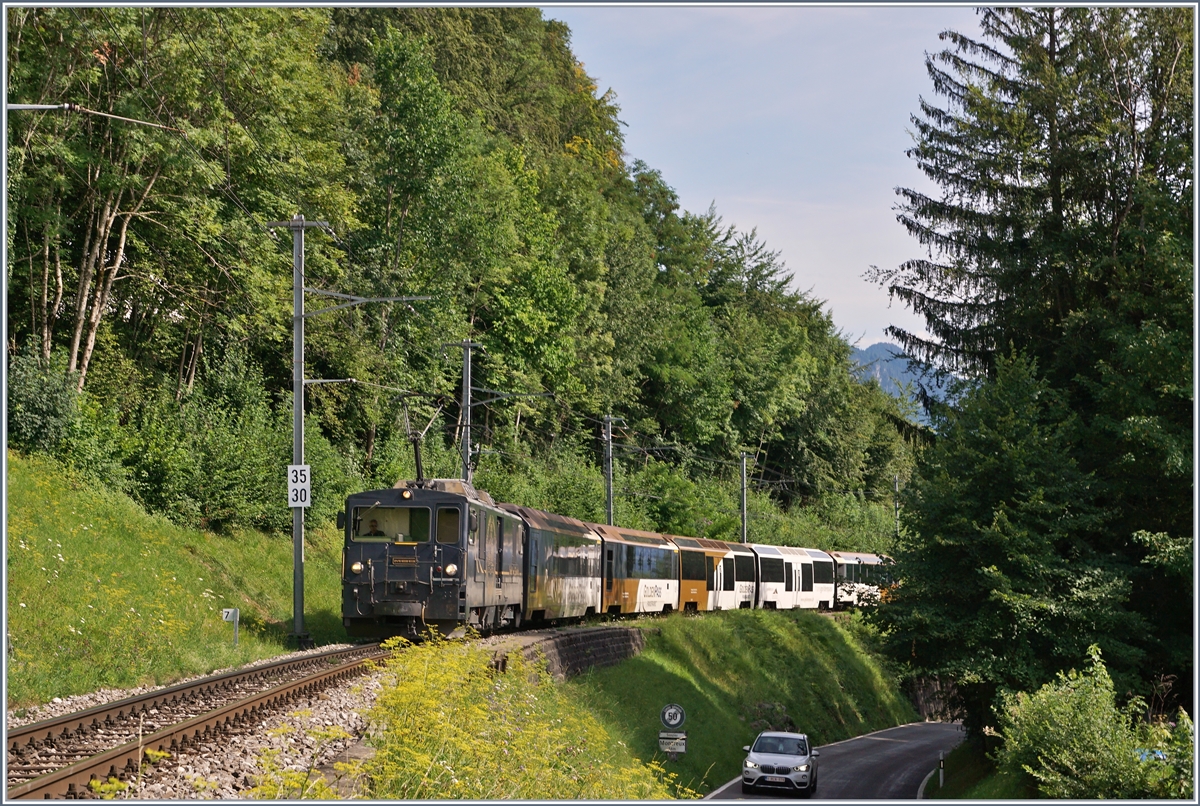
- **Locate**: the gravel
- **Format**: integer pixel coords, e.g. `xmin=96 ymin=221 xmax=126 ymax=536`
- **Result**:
xmin=6 ymin=644 xmax=386 ymax=799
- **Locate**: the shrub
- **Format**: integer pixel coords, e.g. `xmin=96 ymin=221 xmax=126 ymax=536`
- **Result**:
xmin=994 ymin=645 xmax=1193 ymax=799
xmin=6 ymin=346 xmax=77 ymax=454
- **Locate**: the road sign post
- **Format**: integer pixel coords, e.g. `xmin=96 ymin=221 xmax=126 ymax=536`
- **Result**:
xmin=659 ymin=703 xmax=687 ymax=760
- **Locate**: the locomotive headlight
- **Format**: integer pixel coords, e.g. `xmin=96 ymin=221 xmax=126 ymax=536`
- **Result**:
xmin=401 ymin=489 xmax=412 ymax=499
xmin=444 ymin=563 xmax=458 ymax=577
xmin=350 ymin=562 xmax=364 ymax=574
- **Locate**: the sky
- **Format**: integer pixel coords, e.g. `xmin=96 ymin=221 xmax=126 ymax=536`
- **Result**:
xmin=541 ymin=5 xmax=983 ymax=348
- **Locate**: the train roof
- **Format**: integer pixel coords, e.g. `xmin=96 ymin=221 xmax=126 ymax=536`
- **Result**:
xmin=748 ymin=544 xmax=833 ymax=561
xmin=499 ymin=504 xmax=598 ymax=538
xmin=827 ymin=551 xmax=889 ymax=564
xmin=588 ymin=523 xmax=678 ymax=550
xmin=388 ymin=478 xmax=497 ymax=506
xmin=666 ymin=535 xmax=733 ymax=553
xmin=722 ymin=541 xmax=756 ymax=555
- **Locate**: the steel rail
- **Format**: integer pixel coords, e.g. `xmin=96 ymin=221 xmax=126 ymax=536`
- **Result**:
xmin=7 ymin=644 xmax=378 ymax=753
xmin=6 ymin=650 xmax=387 ymax=800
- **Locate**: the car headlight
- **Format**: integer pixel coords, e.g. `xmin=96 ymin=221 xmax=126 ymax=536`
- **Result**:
xmin=793 ymin=764 xmax=809 ymax=772
xmin=350 ymin=562 xmax=363 ymax=574
xmin=744 ymin=760 xmax=759 ymax=769
xmin=444 ymin=563 xmax=458 ymax=577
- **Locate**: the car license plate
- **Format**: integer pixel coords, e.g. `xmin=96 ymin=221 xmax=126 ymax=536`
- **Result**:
xmin=765 ymin=776 xmax=786 ymax=783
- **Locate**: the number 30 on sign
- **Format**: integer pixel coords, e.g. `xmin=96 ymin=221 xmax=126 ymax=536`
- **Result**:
xmin=288 ymin=465 xmax=311 ymax=508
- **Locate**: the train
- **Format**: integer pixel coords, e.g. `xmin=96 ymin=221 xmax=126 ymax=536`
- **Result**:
xmin=339 ymin=478 xmax=892 ymax=639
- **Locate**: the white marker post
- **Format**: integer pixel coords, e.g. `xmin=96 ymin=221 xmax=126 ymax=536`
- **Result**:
xmin=222 ymin=608 xmax=240 ymax=647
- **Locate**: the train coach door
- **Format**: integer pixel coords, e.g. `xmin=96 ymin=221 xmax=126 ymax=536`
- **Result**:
xmin=494 ymin=516 xmax=504 ymax=590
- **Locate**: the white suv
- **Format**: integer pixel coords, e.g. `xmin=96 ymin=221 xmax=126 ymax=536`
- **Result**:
xmin=741 ymin=731 xmax=820 ymax=795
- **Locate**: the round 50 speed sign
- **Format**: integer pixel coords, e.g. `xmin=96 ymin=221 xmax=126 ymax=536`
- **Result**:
xmin=660 ymin=703 xmax=686 ymax=729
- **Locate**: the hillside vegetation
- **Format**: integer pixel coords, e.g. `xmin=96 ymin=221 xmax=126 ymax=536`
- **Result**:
xmin=5 ymin=452 xmax=344 ymax=709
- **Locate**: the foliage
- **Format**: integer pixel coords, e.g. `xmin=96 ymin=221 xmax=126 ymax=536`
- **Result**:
xmin=872 ymin=6 xmax=1193 ymax=728
xmin=6 ymin=345 xmax=78 ymax=454
xmin=363 ymin=632 xmax=692 ymax=799
xmin=7 ymin=7 xmax=917 ymax=548
xmin=994 ymin=645 xmax=1194 ymax=799
xmin=873 ymin=353 xmax=1146 ymax=731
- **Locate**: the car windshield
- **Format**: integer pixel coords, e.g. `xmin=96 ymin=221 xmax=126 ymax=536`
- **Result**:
xmin=753 ymin=736 xmax=807 ymax=755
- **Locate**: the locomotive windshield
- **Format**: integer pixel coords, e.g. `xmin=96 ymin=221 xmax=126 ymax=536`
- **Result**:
xmin=353 ymin=506 xmax=430 ymax=542
xmin=351 ymin=505 xmax=462 ymax=543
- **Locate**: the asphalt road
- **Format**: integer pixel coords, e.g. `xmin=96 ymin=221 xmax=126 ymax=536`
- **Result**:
xmin=707 ymin=722 xmax=965 ymax=800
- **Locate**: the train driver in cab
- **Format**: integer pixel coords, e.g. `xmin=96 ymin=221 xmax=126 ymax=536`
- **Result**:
xmin=364 ymin=519 xmax=386 ymax=537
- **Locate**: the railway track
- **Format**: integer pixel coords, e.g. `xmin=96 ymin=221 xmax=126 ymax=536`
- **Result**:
xmin=6 ymin=644 xmax=387 ymax=800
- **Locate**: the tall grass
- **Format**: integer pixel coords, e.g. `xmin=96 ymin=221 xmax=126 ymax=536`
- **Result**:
xmin=5 ymin=452 xmax=345 ymax=709
xmin=361 ymin=634 xmax=694 ymax=799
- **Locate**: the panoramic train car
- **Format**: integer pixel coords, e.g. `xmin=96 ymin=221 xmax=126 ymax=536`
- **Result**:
xmin=829 ymin=551 xmax=892 ymax=607
xmin=795 ymin=547 xmax=836 ymax=610
xmin=665 ymin=535 xmax=738 ymax=611
xmin=723 ymin=541 xmax=758 ymax=608
xmin=500 ymin=503 xmax=601 ymax=623
xmin=589 ymin=524 xmax=679 ymax=615
xmin=341 ymin=479 xmax=523 ymax=637
xmin=749 ymin=543 xmax=790 ymax=609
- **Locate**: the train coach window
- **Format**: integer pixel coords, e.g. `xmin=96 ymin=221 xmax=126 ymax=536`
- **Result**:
xmin=734 ymin=554 xmax=755 ymax=582
xmin=706 ymin=556 xmax=716 ymax=590
xmin=353 ymin=506 xmax=430 ymax=542
xmin=802 ymin=562 xmax=814 ymax=592
xmin=814 ymin=561 xmax=833 ymax=585
xmin=760 ymin=557 xmax=785 ymax=583
xmin=681 ymin=551 xmax=706 ymax=581
xmin=436 ymin=508 xmax=461 ymax=544
xmin=722 ymin=557 xmax=735 ymax=591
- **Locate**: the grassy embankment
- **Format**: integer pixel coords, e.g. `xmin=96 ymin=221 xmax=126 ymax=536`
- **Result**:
xmin=924 ymin=738 xmax=1037 ymax=799
xmin=566 ymin=609 xmax=918 ymax=794
xmin=5 ymin=451 xmax=345 ymax=709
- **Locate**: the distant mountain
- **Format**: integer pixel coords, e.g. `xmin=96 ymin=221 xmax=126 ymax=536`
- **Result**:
xmin=851 ymin=342 xmax=920 ymax=397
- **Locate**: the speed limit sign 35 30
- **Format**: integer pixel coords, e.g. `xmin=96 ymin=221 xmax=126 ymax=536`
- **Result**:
xmin=288 ymin=465 xmax=311 ymax=508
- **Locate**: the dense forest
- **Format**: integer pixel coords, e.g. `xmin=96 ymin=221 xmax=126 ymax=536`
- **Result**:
xmin=867 ymin=5 xmax=1193 ymax=751
xmin=5 ymin=8 xmax=913 ymax=549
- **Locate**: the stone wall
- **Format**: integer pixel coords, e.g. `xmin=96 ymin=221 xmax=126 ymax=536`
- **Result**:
xmin=491 ymin=626 xmax=648 ymax=680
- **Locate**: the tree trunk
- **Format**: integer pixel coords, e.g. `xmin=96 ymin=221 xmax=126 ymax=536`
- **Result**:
xmin=76 ymin=169 xmax=160 ymax=391
xmin=68 ymin=198 xmax=112 ymax=374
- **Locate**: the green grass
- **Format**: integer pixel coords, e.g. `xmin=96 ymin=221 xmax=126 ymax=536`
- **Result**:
xmin=566 ymin=608 xmax=919 ymax=795
xmin=6 ymin=451 xmax=346 ymax=708
xmin=926 ymin=738 xmax=1038 ymax=799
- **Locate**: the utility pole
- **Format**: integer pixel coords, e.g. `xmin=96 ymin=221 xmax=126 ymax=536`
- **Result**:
xmin=603 ymin=415 xmax=624 ymax=526
xmin=741 ymin=451 xmax=748 ymax=544
xmin=451 ymin=341 xmax=482 ymax=482
xmin=894 ymin=474 xmax=900 ymax=539
xmin=267 ymin=214 xmax=428 ymax=649
xmin=269 ymin=214 xmax=325 ymax=650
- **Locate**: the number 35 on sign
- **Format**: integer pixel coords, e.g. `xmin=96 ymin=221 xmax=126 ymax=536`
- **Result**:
xmin=288 ymin=465 xmax=311 ymax=508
